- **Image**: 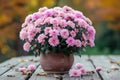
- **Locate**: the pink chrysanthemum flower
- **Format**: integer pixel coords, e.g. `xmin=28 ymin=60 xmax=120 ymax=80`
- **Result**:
xmin=37 ymin=34 xmax=46 ymax=44
xmin=67 ymin=21 xmax=75 ymax=28
xmin=21 ymin=22 xmax=27 ymax=28
xmin=48 ymin=37 xmax=59 ymax=47
xmin=75 ymin=63 xmax=83 ymax=69
xmin=53 ymin=26 xmax=61 ymax=31
xmin=75 ymin=40 xmax=82 ymax=47
xmin=70 ymin=30 xmax=76 ymax=37
xmin=80 ymin=68 xmax=87 ymax=75
xmin=66 ymin=37 xmax=75 ymax=46
xmin=50 ymin=18 xmax=59 ymax=25
xmin=78 ymin=19 xmax=88 ymax=28
xmin=34 ymin=18 xmax=44 ymax=26
xmin=60 ymin=20 xmax=67 ymax=27
xmin=19 ymin=30 xmax=28 ymax=40
xmin=60 ymin=29 xmax=69 ymax=39
xmin=32 ymin=13 xmax=40 ymax=20
xmin=27 ymin=64 xmax=36 ymax=71
xmin=85 ymin=18 xmax=92 ymax=25
xmin=39 ymin=7 xmax=48 ymax=12
xmin=49 ymin=29 xmax=59 ymax=37
xmin=89 ymin=39 xmax=95 ymax=47
xmin=75 ymin=11 xmax=83 ymax=18
xmin=23 ymin=42 xmax=31 ymax=52
xmin=81 ymin=41 xmax=87 ymax=47
xmin=43 ymin=17 xmax=51 ymax=24
xmin=87 ymin=26 xmax=96 ymax=40
xmin=44 ymin=27 xmax=52 ymax=35
xmin=25 ymin=14 xmax=32 ymax=23
xmin=69 ymin=69 xmax=81 ymax=77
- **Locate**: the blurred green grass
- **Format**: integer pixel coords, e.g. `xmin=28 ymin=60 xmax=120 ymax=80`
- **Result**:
xmin=81 ymin=47 xmax=120 ymax=55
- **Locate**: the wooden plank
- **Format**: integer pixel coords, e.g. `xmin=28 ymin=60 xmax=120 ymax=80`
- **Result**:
xmin=0 ymin=58 xmax=19 ymax=67
xmin=0 ymin=56 xmax=39 ymax=76
xmin=90 ymin=55 xmax=120 ymax=80
xmin=64 ymin=55 xmax=100 ymax=80
xmin=108 ymin=55 xmax=120 ymax=65
xmin=0 ymin=56 xmax=40 ymax=80
xmin=108 ymin=55 xmax=120 ymax=60
xmin=29 ymin=66 xmax=55 ymax=80
xmin=0 ymin=56 xmax=38 ymax=69
xmin=30 ymin=55 xmax=87 ymax=80
xmin=0 ymin=58 xmax=20 ymax=76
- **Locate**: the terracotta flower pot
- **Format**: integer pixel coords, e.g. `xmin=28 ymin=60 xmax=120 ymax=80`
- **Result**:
xmin=40 ymin=52 xmax=74 ymax=73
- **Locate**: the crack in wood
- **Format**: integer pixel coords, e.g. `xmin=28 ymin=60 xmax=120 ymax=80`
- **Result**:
xmin=0 ymin=63 xmax=19 ymax=76
xmin=88 ymin=55 xmax=104 ymax=80
xmin=24 ymin=64 xmax=40 ymax=80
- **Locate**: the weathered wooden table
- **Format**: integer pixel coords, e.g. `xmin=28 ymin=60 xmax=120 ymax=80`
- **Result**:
xmin=0 ymin=55 xmax=120 ymax=80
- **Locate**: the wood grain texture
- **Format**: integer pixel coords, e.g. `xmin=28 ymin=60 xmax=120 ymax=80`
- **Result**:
xmin=63 ymin=55 xmax=100 ymax=80
xmin=0 ymin=56 xmax=40 ymax=80
xmin=0 ymin=58 xmax=20 ymax=76
xmin=90 ymin=55 xmax=120 ymax=80
xmin=29 ymin=66 xmax=55 ymax=80
xmin=108 ymin=55 xmax=120 ymax=62
xmin=0 ymin=55 xmax=120 ymax=80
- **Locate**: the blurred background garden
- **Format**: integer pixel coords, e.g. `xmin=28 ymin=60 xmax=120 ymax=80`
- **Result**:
xmin=0 ymin=0 xmax=120 ymax=62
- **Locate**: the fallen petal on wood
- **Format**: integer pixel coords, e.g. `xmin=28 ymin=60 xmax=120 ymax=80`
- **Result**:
xmin=18 ymin=67 xmax=27 ymax=72
xmin=96 ymin=66 xmax=102 ymax=71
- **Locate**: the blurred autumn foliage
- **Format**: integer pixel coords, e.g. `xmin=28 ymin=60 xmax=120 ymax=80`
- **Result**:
xmin=0 ymin=0 xmax=120 ymax=62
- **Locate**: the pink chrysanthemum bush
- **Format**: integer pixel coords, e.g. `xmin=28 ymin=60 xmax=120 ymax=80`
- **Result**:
xmin=19 ymin=6 xmax=96 ymax=56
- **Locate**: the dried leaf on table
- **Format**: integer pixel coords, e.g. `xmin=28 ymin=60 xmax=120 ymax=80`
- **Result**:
xmin=34 ymin=60 xmax=39 ymax=62
xmin=110 ymin=65 xmax=119 ymax=71
xmin=29 ymin=59 xmax=34 ymax=62
xmin=54 ymin=74 xmax=65 ymax=79
xmin=110 ymin=61 xmax=120 ymax=65
xmin=7 ymin=74 xmax=15 ymax=77
xmin=19 ymin=58 xmax=27 ymax=62
xmin=86 ymin=58 xmax=92 ymax=62
xmin=54 ymin=74 xmax=65 ymax=78
xmin=86 ymin=71 xmax=95 ymax=75
xmin=22 ymin=70 xmax=28 ymax=75
xmin=36 ymin=72 xmax=47 ymax=76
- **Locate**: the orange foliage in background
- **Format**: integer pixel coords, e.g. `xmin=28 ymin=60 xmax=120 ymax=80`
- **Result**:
xmin=84 ymin=0 xmax=120 ymax=31
xmin=0 ymin=0 xmax=120 ymax=61
xmin=0 ymin=0 xmax=28 ymax=58
xmin=0 ymin=0 xmax=56 ymax=60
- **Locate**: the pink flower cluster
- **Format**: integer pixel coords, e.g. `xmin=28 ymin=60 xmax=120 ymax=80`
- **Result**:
xmin=69 ymin=63 xmax=86 ymax=77
xmin=19 ymin=64 xmax=36 ymax=72
xmin=69 ymin=63 xmax=102 ymax=77
xmin=19 ymin=6 xmax=96 ymax=53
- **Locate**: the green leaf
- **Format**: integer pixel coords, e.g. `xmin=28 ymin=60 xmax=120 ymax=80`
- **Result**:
xmin=82 ymin=48 xmax=86 ymax=52
xmin=30 ymin=46 xmax=34 ymax=50
xmin=41 ymin=47 xmax=45 ymax=52
xmin=33 ymin=51 xmax=37 ymax=57
xmin=45 ymin=50 xmax=50 ymax=55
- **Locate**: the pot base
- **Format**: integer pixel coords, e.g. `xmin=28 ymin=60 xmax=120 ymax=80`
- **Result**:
xmin=44 ymin=71 xmax=68 ymax=74
xmin=40 ymin=52 xmax=74 ymax=73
